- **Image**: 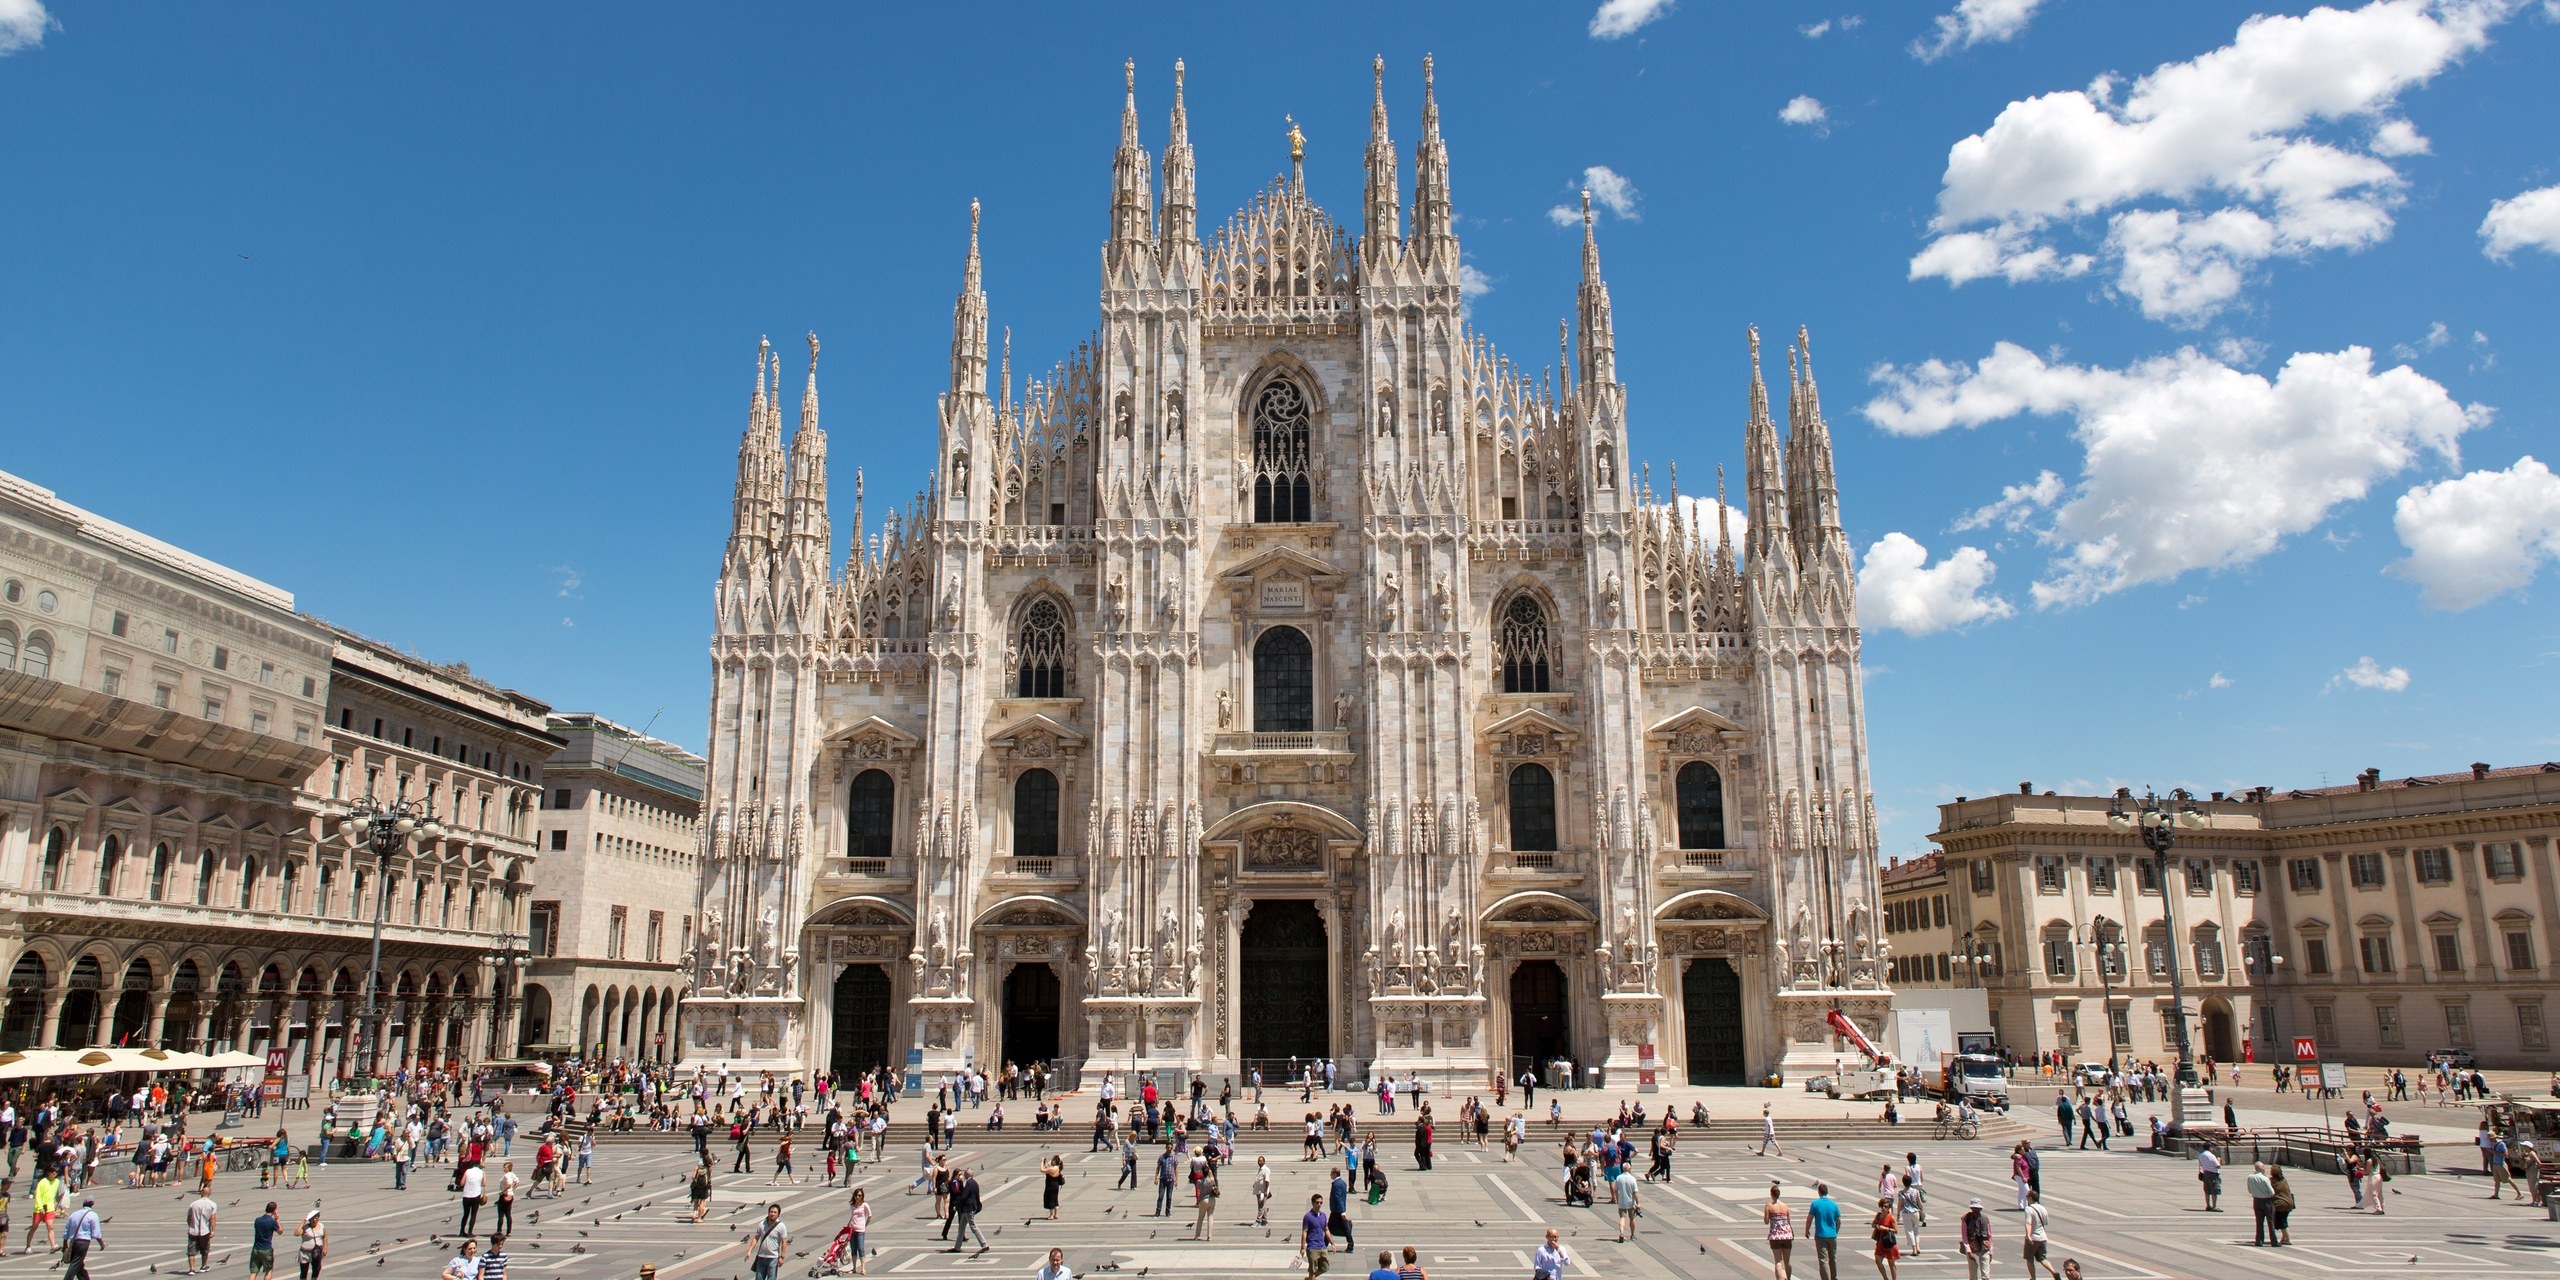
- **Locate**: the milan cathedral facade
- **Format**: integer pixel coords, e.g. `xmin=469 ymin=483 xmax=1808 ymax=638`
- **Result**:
xmin=684 ymin=58 xmax=1889 ymax=1086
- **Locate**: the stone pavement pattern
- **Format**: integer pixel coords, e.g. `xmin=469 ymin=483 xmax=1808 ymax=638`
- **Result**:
xmin=7 ymin=1118 xmax=2556 ymax=1280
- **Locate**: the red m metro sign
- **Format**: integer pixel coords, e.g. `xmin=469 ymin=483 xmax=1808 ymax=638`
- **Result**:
xmin=2293 ymin=1036 xmax=2318 ymax=1061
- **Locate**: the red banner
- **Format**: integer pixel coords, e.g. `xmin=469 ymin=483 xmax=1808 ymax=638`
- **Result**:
xmin=1826 ymin=1008 xmax=1889 ymax=1064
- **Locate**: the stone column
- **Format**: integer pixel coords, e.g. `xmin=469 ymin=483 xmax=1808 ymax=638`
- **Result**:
xmin=36 ymin=993 xmax=66 ymax=1049
xmin=147 ymin=994 xmax=174 ymax=1049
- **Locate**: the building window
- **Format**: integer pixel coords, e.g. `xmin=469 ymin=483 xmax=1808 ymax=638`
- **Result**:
xmin=2348 ymin=852 xmax=2386 ymax=889
xmin=2136 ymin=859 xmax=2160 ymax=894
xmin=2359 ymin=933 xmax=2395 ymax=975
xmin=1673 ymin=762 xmax=1726 ymax=849
xmin=2485 ymin=842 xmax=2524 ymax=880
xmin=18 ymin=635 xmax=49 ymax=680
xmin=2233 ymin=860 xmax=2261 ymax=895
xmin=316 ymin=866 xmax=333 ymax=916
xmin=607 ymin=907 xmax=627 ymax=960
xmin=153 ymin=683 xmax=172 ymax=709
xmin=2521 ymin=1001 xmax=2548 ymax=1050
xmin=1251 ymin=626 xmax=1314 ymax=732
xmin=280 ymin=862 xmax=299 ymax=914
xmin=303 ymin=676 xmax=316 ymax=698
xmin=1013 ymin=599 xmax=1071 ymax=697
xmin=2184 ymin=860 xmax=2212 ymax=895
xmin=1012 ymin=768 xmax=1060 ymax=859
xmin=2035 ymin=857 xmax=2064 ymax=893
xmin=549 ymin=829 xmax=567 ymax=851
xmin=2288 ymin=858 xmax=2322 ymax=892
xmin=1249 ymin=377 xmax=1315 ymax=523
xmin=1507 ymin=762 xmax=1560 ymax=852
xmin=2043 ymin=935 xmax=2075 ymax=979
xmin=2443 ymin=1000 xmax=2471 ymax=1047
xmin=109 ymin=610 xmax=127 ymax=637
xmin=250 ymin=709 xmax=270 ymax=734
xmin=1933 ymin=896 xmax=1947 ymax=928
xmin=161 ymin=628 xmax=179 ymax=654
xmin=100 ymin=669 xmax=121 ymax=697
xmin=258 ymin=660 xmax=274 ymax=685
xmin=2054 ymin=1004 xmax=2080 ymax=1048
xmin=1969 ymin=860 xmax=1995 ymax=895
xmin=646 ymin=911 xmax=664 ymax=962
xmin=2193 ymin=929 xmax=2225 ymax=979
xmin=847 ymin=769 xmax=895 ymax=859
xmin=2507 ymin=927 xmax=2537 ymax=972
xmin=2310 ymin=1001 xmax=2337 ymax=1045
xmin=2108 ymin=1005 xmax=2131 ymax=1048
xmin=2145 ymin=927 xmax=2172 ymax=978
xmin=149 ymin=844 xmax=171 ymax=900
xmin=2303 ymin=936 xmax=2330 ymax=976
xmin=2434 ymin=932 xmax=2464 ymax=974
xmin=2414 ymin=847 xmax=2453 ymax=885
xmin=203 ymin=698 xmax=223 ymax=723
xmin=38 ymin=829 xmax=66 ymax=892
xmin=529 ymin=902 xmax=559 ymax=956
xmin=2375 ymin=1002 xmax=2402 ymax=1046
xmin=552 ymin=787 xmax=572 ymax=809
xmin=94 ymin=836 xmax=121 ymax=897
xmin=195 ymin=853 xmax=217 ymax=906
xmin=1494 ymin=596 xmax=1554 ymax=693
xmin=2087 ymin=857 xmax=2116 ymax=893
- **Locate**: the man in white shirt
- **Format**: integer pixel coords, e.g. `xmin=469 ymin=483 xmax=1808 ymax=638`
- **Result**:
xmin=1035 ymin=1247 xmax=1074 ymax=1280
xmin=1531 ymin=1228 xmax=1569 ymax=1280
xmin=2022 ymin=1188 xmax=2056 ymax=1279
xmin=184 ymin=1193 xmax=217 ymax=1274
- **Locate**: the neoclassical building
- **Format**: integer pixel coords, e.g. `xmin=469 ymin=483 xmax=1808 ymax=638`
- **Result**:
xmin=687 ymin=58 xmax=1887 ymax=1086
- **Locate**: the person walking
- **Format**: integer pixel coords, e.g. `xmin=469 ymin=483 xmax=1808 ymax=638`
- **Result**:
xmin=61 ymin=1196 xmax=105 ymax=1280
xmin=1869 ymin=1197 xmax=1900 ymax=1280
xmin=456 ymin=1161 xmax=486 ymax=1238
xmin=746 ymin=1204 xmax=790 ymax=1280
xmin=2363 ymin=1150 xmax=2387 ymax=1214
xmin=1189 ymin=1160 xmax=1219 ymax=1241
xmin=1327 ymin=1167 xmax=1354 ymax=1254
xmin=493 ymin=1162 xmax=518 ymax=1239
xmin=1758 ymin=1104 xmax=1783 ymax=1157
xmin=688 ymin=1162 xmax=713 ymax=1223
xmin=1299 ymin=1196 xmax=1331 ymax=1279
xmin=1956 ymin=1198 xmax=1991 ymax=1280
xmin=1116 ymin=1136 xmax=1139 ymax=1190
xmin=1895 ymin=1175 xmax=1923 ymax=1257
xmin=1253 ymin=1156 xmax=1273 ymax=1226
xmin=1808 ymin=1181 xmax=1842 ymax=1280
xmin=844 ymin=1188 xmax=873 ymax=1277
xmin=1532 ymin=1228 xmax=1570 ymax=1280
xmin=2020 ymin=1190 xmax=2056 ymax=1280
xmin=185 ymin=1190 xmax=218 ymax=1274
xmin=2053 ymin=1093 xmax=2074 ymax=1148
xmin=1611 ymin=1162 xmax=1641 ymax=1242
xmin=2265 ymin=1165 xmax=2294 ymax=1245
xmin=2247 ymin=1162 xmax=2276 ymax=1244
xmin=1761 ymin=1183 xmax=1795 ymax=1280
xmin=2489 ymin=1132 xmax=2520 ymax=1201
xmin=946 ymin=1168 xmax=988 ymax=1253
xmin=2196 ymin=1145 xmax=2223 ymax=1212
xmin=248 ymin=1202 xmax=280 ymax=1280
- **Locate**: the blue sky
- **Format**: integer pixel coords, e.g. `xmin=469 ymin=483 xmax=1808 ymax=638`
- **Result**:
xmin=4 ymin=1 xmax=2556 ymax=859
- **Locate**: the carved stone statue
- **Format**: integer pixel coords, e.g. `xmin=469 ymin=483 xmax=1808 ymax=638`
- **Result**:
xmin=1430 ymin=575 xmax=1452 ymax=630
xmin=1617 ymin=904 xmax=1637 ymax=946
xmin=1217 ymin=688 xmax=1234 ymax=729
xmin=702 ymin=904 xmax=725 ymax=955
xmin=929 ymin=906 xmax=951 ymax=966
xmin=1378 ymin=569 xmax=1400 ymax=624
xmin=1099 ymin=909 xmax=1122 ymax=966
xmin=1442 ymin=905 xmax=1463 ymax=959
xmin=942 ymin=575 xmax=963 ymax=627
xmin=758 ymin=903 xmax=780 ymax=966
xmin=1602 ymin=571 xmax=1623 ymax=625
xmin=1105 ymin=574 xmax=1126 ymax=629
xmin=1332 ymin=691 xmax=1353 ymax=731
xmin=1384 ymin=907 xmax=1405 ymax=959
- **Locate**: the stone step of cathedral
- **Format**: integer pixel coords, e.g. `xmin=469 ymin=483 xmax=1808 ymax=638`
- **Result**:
xmin=591 ymin=1113 xmax=2034 ymax=1150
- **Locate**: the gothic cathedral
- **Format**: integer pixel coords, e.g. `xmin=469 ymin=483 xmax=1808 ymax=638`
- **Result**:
xmin=687 ymin=58 xmax=1889 ymax=1087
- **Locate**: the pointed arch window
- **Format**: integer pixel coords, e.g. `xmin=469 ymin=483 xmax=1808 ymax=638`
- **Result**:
xmin=1013 ymin=768 xmax=1060 ymax=860
xmin=1675 ymin=761 xmax=1727 ymax=850
xmin=1251 ymin=378 xmax=1314 ymax=523
xmin=846 ymin=768 xmax=895 ymax=860
xmin=1508 ymin=763 xmax=1559 ymax=852
xmin=1015 ymin=599 xmax=1071 ymax=698
xmin=1496 ymin=596 xmax=1554 ymax=693
xmin=1252 ymin=626 xmax=1314 ymax=732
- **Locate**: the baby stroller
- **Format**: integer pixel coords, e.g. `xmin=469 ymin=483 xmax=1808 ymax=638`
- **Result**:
xmin=807 ymin=1223 xmax=861 ymax=1276
xmin=1564 ymin=1162 xmax=1595 ymax=1208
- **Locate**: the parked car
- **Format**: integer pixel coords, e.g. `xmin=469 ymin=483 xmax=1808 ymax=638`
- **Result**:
xmin=2071 ymin=1062 xmax=2113 ymax=1087
xmin=2429 ymin=1048 xmax=2480 ymax=1069
xmin=1803 ymin=1073 xmax=1836 ymax=1094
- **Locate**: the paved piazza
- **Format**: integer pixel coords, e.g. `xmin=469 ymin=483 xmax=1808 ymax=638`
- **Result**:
xmin=14 ymin=1087 xmax=2558 ymax=1280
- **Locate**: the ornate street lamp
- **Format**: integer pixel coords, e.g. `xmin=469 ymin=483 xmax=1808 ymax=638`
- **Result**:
xmin=1948 ymin=926 xmax=1993 ymax=990
xmin=2107 ymin=787 xmax=2205 ymax=1097
xmin=335 ymin=797 xmax=444 ymax=1086
xmin=2246 ymin=935 xmax=2285 ymax=1069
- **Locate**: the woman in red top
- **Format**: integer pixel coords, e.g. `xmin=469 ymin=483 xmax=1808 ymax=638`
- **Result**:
xmin=1870 ymin=1198 xmax=1900 ymax=1279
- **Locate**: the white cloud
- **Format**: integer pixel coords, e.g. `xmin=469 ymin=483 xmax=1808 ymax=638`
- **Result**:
xmin=1779 ymin=95 xmax=1830 ymax=131
xmin=0 ymin=0 xmax=48 ymax=55
xmin=1549 ymin=165 xmax=1640 ymax=226
xmin=2390 ymin=455 xmax=2560 ymax=609
xmin=1458 ymin=260 xmax=1494 ymax=320
xmin=550 ymin=564 xmax=583 ymax=599
xmin=1589 ymin=0 xmax=1674 ymax=39
xmin=1953 ymin=469 xmax=2064 ymax=531
xmin=2391 ymin=320 xmax=2452 ymax=359
xmin=1857 ymin=533 xmax=2016 ymax=634
xmin=2329 ymin=656 xmax=2410 ymax=692
xmin=2481 ymin=183 xmax=2560 ymax=259
xmin=1655 ymin=494 xmax=1748 ymax=549
xmin=2209 ymin=672 xmax=2234 ymax=688
xmin=1801 ymin=19 xmax=1833 ymax=37
xmin=1913 ymin=0 xmax=2513 ymax=323
xmin=1912 ymin=0 xmax=2046 ymax=60
xmin=1802 ymin=15 xmax=1867 ymax=38
xmin=1863 ymin=342 xmax=2490 ymax=606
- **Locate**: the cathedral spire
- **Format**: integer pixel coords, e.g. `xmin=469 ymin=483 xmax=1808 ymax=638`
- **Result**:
xmin=786 ymin=331 xmax=829 ymax=554
xmin=1574 ymin=190 xmax=1617 ymax=388
xmin=997 ymin=326 xmax=1013 ymax=421
xmin=729 ymin=335 xmax=784 ymax=555
xmin=1362 ymin=55 xmax=1401 ymax=256
xmin=1411 ymin=53 xmax=1457 ymax=266
xmin=1109 ymin=60 xmax=1154 ymax=254
xmin=949 ymin=200 xmax=989 ymax=397
xmin=1790 ymin=326 xmax=1846 ymax=555
xmin=1743 ymin=326 xmax=1794 ymax=565
xmin=1161 ymin=59 xmax=1197 ymax=247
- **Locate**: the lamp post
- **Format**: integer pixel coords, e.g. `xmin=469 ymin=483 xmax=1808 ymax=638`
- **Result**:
xmin=2247 ymin=936 xmax=2284 ymax=1071
xmin=335 ymin=797 xmax=445 ymax=1088
xmin=2108 ymin=787 xmax=2205 ymax=1102
xmin=2088 ymin=916 xmax=2124 ymax=1074
xmin=1949 ymin=927 xmax=1993 ymax=989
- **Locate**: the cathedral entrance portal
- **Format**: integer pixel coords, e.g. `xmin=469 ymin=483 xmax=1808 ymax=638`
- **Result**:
xmin=1681 ymin=958 xmax=1746 ymax=1085
xmin=830 ymin=964 xmax=893 ymax=1082
xmin=1239 ymin=899 xmax=1330 ymax=1067
xmin=1000 ymin=964 xmax=1062 ymax=1069
xmin=1508 ymin=960 xmax=1570 ymax=1085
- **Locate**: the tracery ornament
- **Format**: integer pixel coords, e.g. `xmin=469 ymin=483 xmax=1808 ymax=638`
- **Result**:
xmin=1015 ymin=599 xmax=1070 ymax=697
xmin=1242 ymin=826 xmax=1324 ymax=870
xmin=1670 ymin=729 xmax=1719 ymax=756
xmin=1250 ymin=379 xmax=1314 ymax=523
xmin=1495 ymin=595 xmax=1555 ymax=693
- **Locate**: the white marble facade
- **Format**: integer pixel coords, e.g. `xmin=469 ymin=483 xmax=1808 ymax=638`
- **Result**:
xmin=684 ymin=59 xmax=1888 ymax=1086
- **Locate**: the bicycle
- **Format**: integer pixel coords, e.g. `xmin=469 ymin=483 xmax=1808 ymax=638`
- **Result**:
xmin=1933 ymin=1116 xmax=1980 ymax=1141
xmin=222 ymin=1146 xmax=264 ymax=1173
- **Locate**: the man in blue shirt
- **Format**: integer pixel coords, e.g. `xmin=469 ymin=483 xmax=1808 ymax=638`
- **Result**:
xmin=1327 ymin=1168 xmax=1354 ymax=1252
xmin=1366 ymin=1249 xmax=1397 ymax=1280
xmin=1155 ymin=1146 xmax=1179 ymax=1216
xmin=62 ymin=1195 xmax=106 ymax=1280
xmin=1806 ymin=1181 xmax=1842 ymax=1280
xmin=249 ymin=1202 xmax=281 ymax=1280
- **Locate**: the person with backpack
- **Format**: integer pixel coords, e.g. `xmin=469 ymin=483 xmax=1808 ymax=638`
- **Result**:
xmin=1957 ymin=1198 xmax=1992 ymax=1280
xmin=2020 ymin=1189 xmax=2056 ymax=1280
